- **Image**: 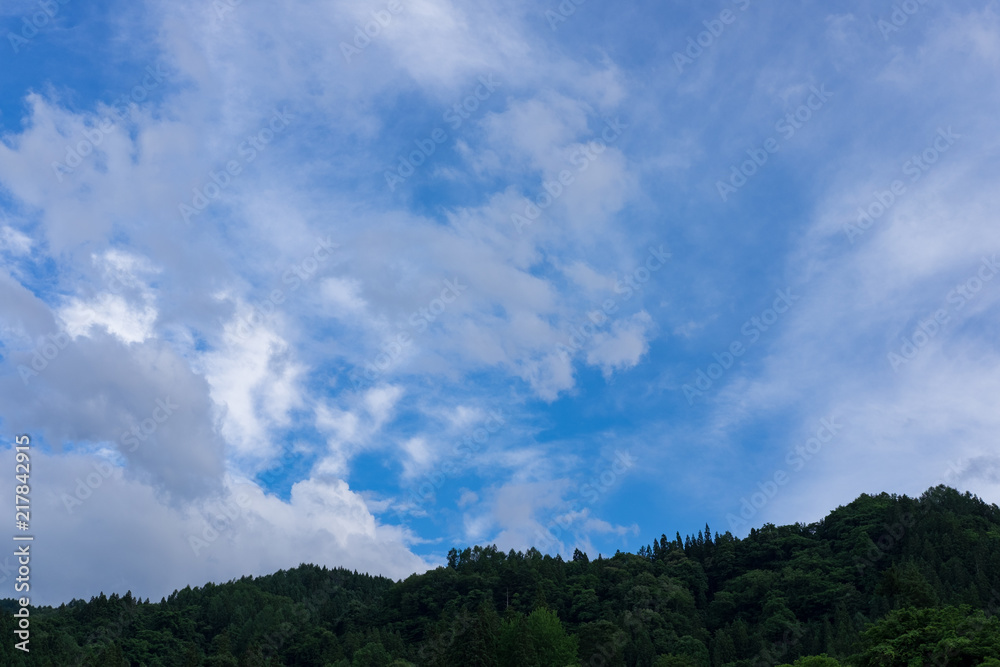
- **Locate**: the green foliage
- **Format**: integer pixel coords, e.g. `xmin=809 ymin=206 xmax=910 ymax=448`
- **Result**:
xmin=776 ymin=655 xmax=844 ymax=666
xmin=654 ymin=654 xmax=698 ymax=666
xmin=353 ymin=641 xmax=393 ymax=667
xmin=498 ymin=607 xmax=578 ymax=666
xmin=5 ymin=486 xmax=1000 ymax=666
xmin=854 ymin=605 xmax=1000 ymax=666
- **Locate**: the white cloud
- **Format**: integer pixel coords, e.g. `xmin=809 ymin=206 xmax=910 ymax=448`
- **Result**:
xmin=457 ymin=488 xmax=478 ymax=507
xmin=400 ymin=436 xmax=434 ymax=480
xmin=364 ymin=384 xmax=405 ymax=427
xmin=203 ymin=307 xmax=305 ymax=463
xmin=703 ymin=43 xmax=1000 ymax=525
xmin=583 ymin=516 xmax=640 ymax=538
xmin=321 ymin=276 xmax=368 ymax=315
xmin=585 ymin=311 xmax=655 ymax=377
xmin=0 ymin=450 xmax=429 ymax=606
xmin=0 ymin=226 xmax=32 ymax=255
xmin=60 ymin=293 xmax=158 ymax=345
xmin=313 ymin=385 xmax=405 ymax=478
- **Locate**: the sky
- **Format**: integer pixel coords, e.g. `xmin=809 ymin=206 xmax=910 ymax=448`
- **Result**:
xmin=0 ymin=0 xmax=999 ymax=607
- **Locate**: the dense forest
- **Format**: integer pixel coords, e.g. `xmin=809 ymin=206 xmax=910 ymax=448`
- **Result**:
xmin=4 ymin=485 xmax=1000 ymax=666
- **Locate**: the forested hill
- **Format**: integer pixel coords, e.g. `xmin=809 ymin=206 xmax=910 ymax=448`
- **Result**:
xmin=5 ymin=485 xmax=1000 ymax=666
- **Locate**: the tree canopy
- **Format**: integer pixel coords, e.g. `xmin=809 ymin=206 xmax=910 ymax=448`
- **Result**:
xmin=4 ymin=485 xmax=1000 ymax=665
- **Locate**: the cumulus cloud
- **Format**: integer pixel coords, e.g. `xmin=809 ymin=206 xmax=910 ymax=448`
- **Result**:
xmin=0 ymin=450 xmax=428 ymax=605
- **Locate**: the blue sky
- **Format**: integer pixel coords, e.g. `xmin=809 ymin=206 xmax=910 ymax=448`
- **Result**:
xmin=1 ymin=0 xmax=999 ymax=605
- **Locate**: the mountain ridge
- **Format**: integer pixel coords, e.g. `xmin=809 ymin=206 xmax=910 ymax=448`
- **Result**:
xmin=4 ymin=484 xmax=1000 ymax=665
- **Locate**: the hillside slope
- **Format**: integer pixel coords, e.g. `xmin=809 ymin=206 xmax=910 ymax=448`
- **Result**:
xmin=4 ymin=485 xmax=1000 ymax=666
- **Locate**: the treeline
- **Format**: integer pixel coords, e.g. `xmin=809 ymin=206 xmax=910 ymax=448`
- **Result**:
xmin=4 ymin=485 xmax=1000 ymax=665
